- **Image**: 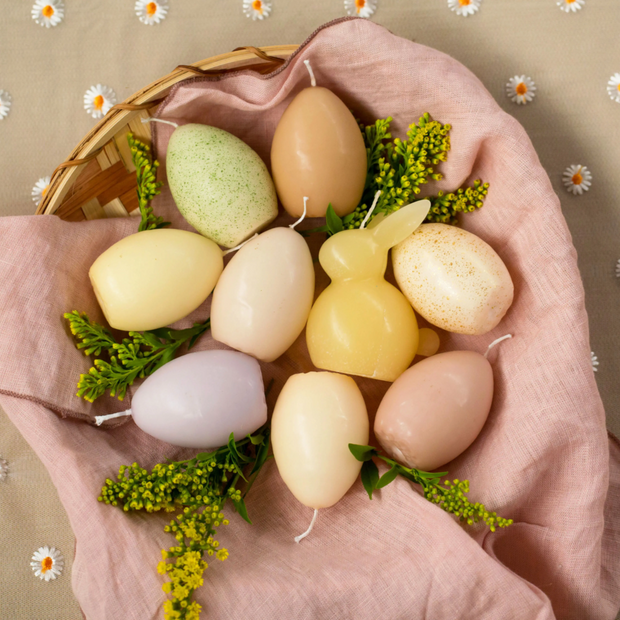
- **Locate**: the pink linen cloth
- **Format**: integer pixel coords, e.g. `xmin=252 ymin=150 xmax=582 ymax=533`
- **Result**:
xmin=0 ymin=17 xmax=618 ymax=620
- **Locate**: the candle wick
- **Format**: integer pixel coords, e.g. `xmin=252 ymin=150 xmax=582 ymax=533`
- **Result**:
xmin=484 ymin=334 xmax=513 ymax=359
xmin=222 ymin=233 xmax=259 ymax=256
xmin=303 ymin=60 xmax=317 ymax=88
xmin=290 ymin=197 xmax=308 ymax=230
xmin=294 ymin=508 xmax=318 ymax=543
xmin=142 ymin=118 xmax=179 ymax=129
xmin=360 ymin=190 xmax=382 ymax=229
xmin=94 ymin=409 xmax=133 ymax=427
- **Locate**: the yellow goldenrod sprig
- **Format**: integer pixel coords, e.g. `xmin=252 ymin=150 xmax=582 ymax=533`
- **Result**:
xmin=349 ymin=444 xmax=513 ymax=532
xmin=127 ymin=133 xmax=169 ymax=232
xmin=64 ymin=311 xmax=211 ymax=402
xmin=99 ymin=426 xmax=271 ymax=619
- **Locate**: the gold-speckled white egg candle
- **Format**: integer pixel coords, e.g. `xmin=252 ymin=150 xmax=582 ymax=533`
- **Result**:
xmin=392 ymin=223 xmax=514 ymax=335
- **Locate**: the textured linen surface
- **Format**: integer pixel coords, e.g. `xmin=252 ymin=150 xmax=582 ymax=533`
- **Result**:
xmin=0 ymin=18 xmax=618 ymax=620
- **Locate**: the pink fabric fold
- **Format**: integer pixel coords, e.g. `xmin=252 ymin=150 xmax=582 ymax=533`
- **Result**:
xmin=0 ymin=17 xmax=618 ymax=620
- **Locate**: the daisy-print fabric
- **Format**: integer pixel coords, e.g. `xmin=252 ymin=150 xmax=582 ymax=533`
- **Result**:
xmin=0 ymin=19 xmax=618 ymax=620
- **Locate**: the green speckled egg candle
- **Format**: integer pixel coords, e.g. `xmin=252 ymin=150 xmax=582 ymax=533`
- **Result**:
xmin=167 ymin=124 xmax=278 ymax=248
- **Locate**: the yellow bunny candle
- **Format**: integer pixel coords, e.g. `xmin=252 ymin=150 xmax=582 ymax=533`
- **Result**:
xmin=306 ymin=199 xmax=431 ymax=382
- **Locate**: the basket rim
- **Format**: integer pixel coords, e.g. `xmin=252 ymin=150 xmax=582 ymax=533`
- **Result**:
xmin=37 ymin=44 xmax=299 ymax=216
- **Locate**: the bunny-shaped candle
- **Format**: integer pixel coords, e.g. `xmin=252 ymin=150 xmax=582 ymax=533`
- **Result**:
xmin=306 ymin=199 xmax=431 ymax=382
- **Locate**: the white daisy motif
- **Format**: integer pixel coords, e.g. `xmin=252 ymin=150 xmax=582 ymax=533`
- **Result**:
xmin=591 ymin=352 xmax=599 ymax=373
xmin=557 ymin=0 xmax=585 ymax=12
xmin=0 ymin=456 xmax=8 ymax=482
xmin=31 ymin=546 xmax=64 ymax=581
xmin=31 ymin=0 xmax=65 ymax=28
xmin=562 ymin=164 xmax=592 ymax=195
xmin=447 ymin=0 xmax=481 ymax=17
xmin=607 ymin=73 xmax=620 ymax=103
xmin=243 ymin=0 xmax=272 ymax=20
xmin=32 ymin=176 xmax=51 ymax=204
xmin=83 ymin=85 xmax=117 ymax=119
xmin=506 ymin=75 xmax=536 ymax=105
xmin=0 ymin=90 xmax=12 ymax=120
xmin=344 ymin=0 xmax=377 ymax=18
xmin=135 ymin=1 xmax=168 ymax=25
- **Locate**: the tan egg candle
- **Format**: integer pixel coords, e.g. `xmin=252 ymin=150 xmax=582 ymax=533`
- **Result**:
xmin=392 ymin=224 xmax=514 ymax=335
xmin=374 ymin=351 xmax=494 ymax=471
xmin=270 ymin=61 xmax=366 ymax=218
xmin=89 ymin=228 xmax=223 ymax=332
xmin=271 ymin=372 xmax=369 ymax=509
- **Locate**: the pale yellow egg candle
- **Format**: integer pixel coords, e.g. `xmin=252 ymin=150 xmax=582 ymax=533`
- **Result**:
xmin=89 ymin=228 xmax=223 ymax=332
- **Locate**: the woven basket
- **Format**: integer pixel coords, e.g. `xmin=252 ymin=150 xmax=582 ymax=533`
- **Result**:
xmin=35 ymin=45 xmax=298 ymax=221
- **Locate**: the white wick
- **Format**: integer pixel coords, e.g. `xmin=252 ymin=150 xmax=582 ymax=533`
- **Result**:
xmin=94 ymin=409 xmax=132 ymax=427
xmin=290 ymin=197 xmax=308 ymax=230
xmin=303 ymin=60 xmax=317 ymax=88
xmin=222 ymin=233 xmax=259 ymax=256
xmin=484 ymin=334 xmax=513 ymax=359
xmin=142 ymin=117 xmax=179 ymax=129
xmin=360 ymin=191 xmax=382 ymax=229
xmin=294 ymin=508 xmax=318 ymax=543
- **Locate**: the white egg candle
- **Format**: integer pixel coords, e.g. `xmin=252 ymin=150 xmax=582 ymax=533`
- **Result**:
xmin=210 ymin=225 xmax=315 ymax=363
xmin=166 ymin=123 xmax=278 ymax=248
xmin=271 ymin=371 xmax=369 ymax=509
xmin=392 ymin=223 xmax=514 ymax=335
xmin=89 ymin=228 xmax=223 ymax=332
xmin=96 ymin=350 xmax=267 ymax=448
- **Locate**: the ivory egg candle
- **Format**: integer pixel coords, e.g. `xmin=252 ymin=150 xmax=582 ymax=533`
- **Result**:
xmin=271 ymin=372 xmax=369 ymax=509
xmin=374 ymin=351 xmax=494 ymax=471
xmin=306 ymin=199 xmax=431 ymax=382
xmin=89 ymin=228 xmax=223 ymax=332
xmin=270 ymin=61 xmax=366 ymax=218
xmin=211 ymin=225 xmax=314 ymax=363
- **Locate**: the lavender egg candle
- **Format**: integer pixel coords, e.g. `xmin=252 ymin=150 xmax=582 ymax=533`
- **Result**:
xmin=126 ymin=350 xmax=267 ymax=448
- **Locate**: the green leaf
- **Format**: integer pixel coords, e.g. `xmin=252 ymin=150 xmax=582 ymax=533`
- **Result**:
xmin=325 ymin=204 xmax=344 ymax=235
xmin=196 ymin=451 xmax=217 ymax=461
xmin=349 ymin=444 xmax=378 ymax=462
xmin=248 ymin=433 xmax=264 ymax=446
xmin=376 ymin=465 xmax=399 ymax=489
xmin=232 ymin=497 xmax=252 ymax=524
xmin=250 ymin=433 xmax=271 ymax=475
xmin=360 ymin=459 xmax=379 ymax=499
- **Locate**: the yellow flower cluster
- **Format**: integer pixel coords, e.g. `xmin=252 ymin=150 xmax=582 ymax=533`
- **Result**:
xmin=158 ymin=505 xmax=229 ymax=619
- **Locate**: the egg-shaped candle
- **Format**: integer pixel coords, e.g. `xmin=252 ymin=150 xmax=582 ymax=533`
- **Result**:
xmin=392 ymin=223 xmax=514 ymax=335
xmin=270 ymin=61 xmax=366 ymax=218
xmin=374 ymin=351 xmax=494 ymax=471
xmin=211 ymin=225 xmax=314 ymax=363
xmin=166 ymin=123 xmax=278 ymax=248
xmin=271 ymin=371 xmax=369 ymax=509
xmin=89 ymin=228 xmax=223 ymax=332
xmin=306 ymin=199 xmax=431 ymax=382
xmin=97 ymin=350 xmax=267 ymax=448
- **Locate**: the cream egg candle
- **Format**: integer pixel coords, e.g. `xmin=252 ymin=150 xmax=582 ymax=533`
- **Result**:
xmin=392 ymin=223 xmax=514 ymax=335
xmin=270 ymin=60 xmax=367 ymax=218
xmin=95 ymin=350 xmax=267 ymax=448
xmin=89 ymin=228 xmax=223 ymax=332
xmin=210 ymin=199 xmax=315 ymax=363
xmin=271 ymin=371 xmax=369 ymax=541
xmin=306 ymin=197 xmax=431 ymax=382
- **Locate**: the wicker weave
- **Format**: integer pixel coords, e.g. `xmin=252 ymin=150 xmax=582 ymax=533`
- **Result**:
xmin=36 ymin=45 xmax=298 ymax=221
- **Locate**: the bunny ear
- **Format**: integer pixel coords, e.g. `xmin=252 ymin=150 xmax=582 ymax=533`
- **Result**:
xmin=372 ymin=200 xmax=431 ymax=248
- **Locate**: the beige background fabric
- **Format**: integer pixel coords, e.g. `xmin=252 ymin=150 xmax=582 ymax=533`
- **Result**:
xmin=0 ymin=2 xmax=618 ymax=619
